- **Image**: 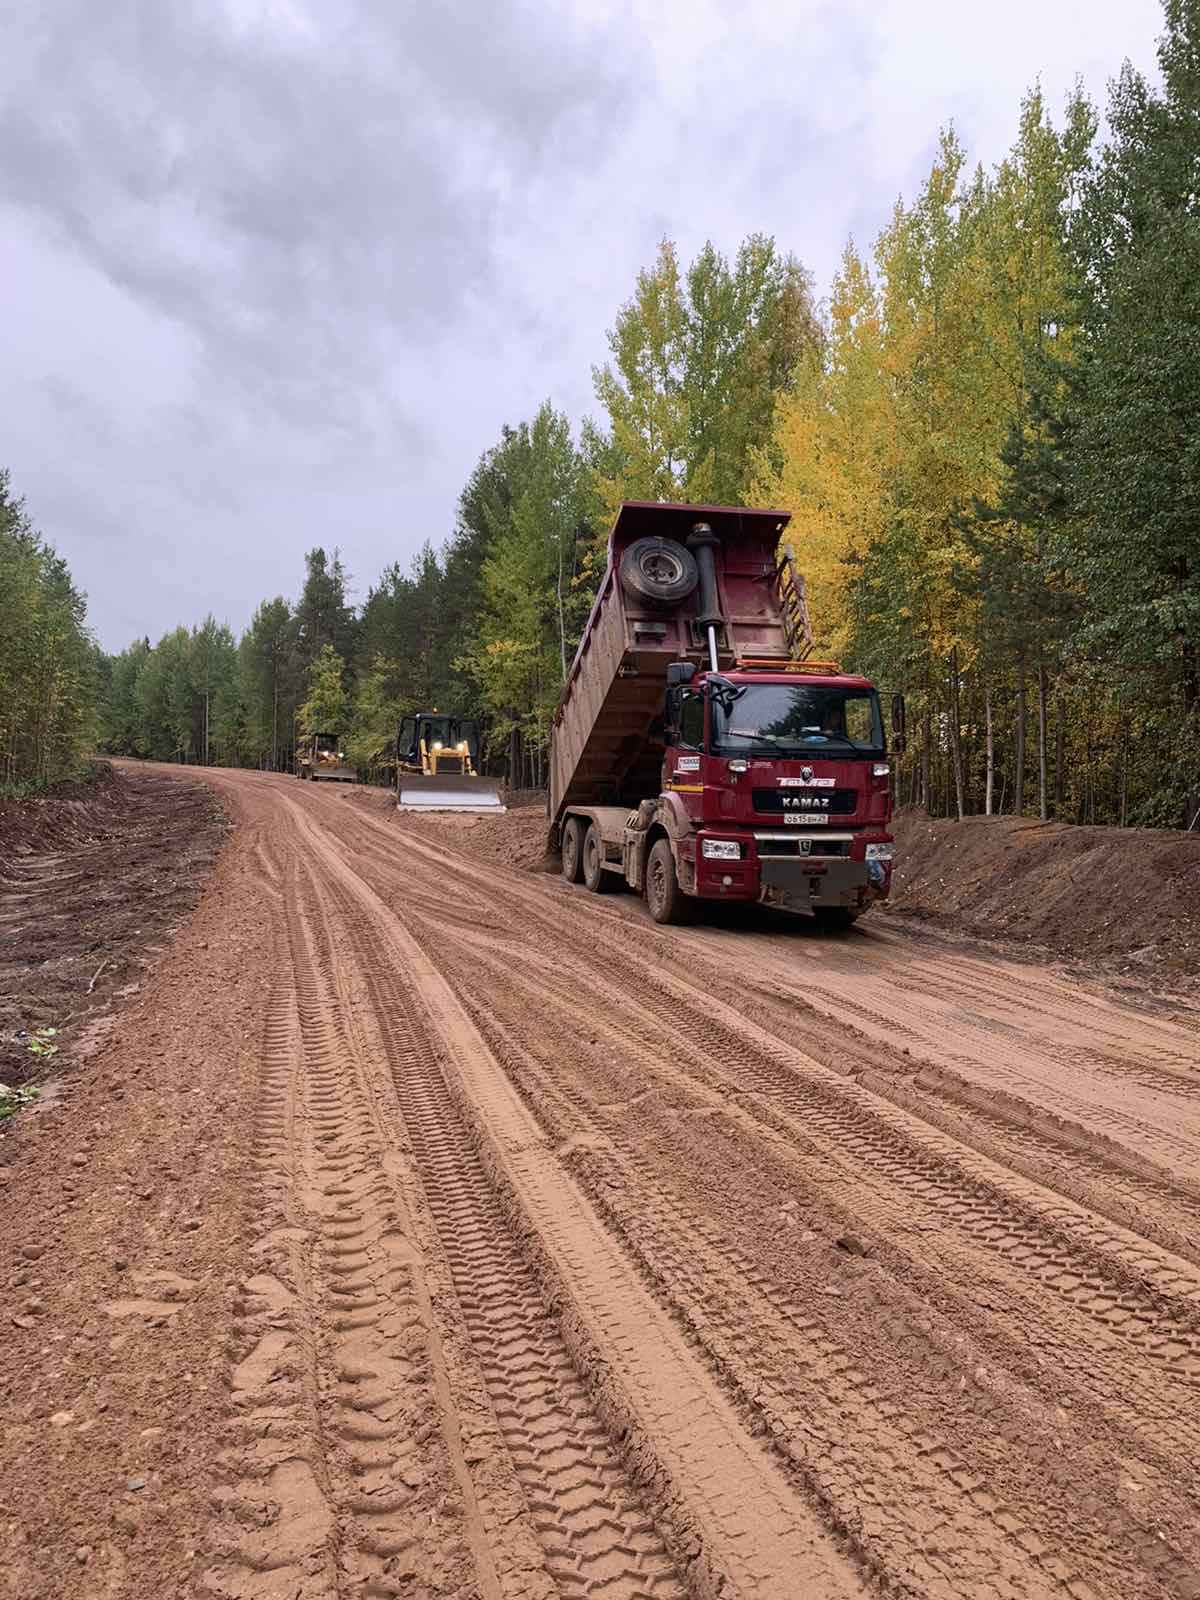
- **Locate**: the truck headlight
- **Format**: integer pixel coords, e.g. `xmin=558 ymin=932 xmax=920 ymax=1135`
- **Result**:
xmin=702 ymin=839 xmax=741 ymax=860
xmin=873 ymin=762 xmax=890 ymax=777
xmin=865 ymin=843 xmax=893 ymax=861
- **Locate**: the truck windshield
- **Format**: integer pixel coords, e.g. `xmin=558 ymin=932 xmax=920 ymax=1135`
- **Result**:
xmin=711 ymin=684 xmax=884 ymax=757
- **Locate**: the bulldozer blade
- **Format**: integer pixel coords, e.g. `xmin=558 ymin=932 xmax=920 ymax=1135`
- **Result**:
xmin=396 ymin=774 xmax=507 ymax=812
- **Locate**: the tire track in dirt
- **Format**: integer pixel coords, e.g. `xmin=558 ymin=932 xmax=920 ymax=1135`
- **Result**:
xmin=284 ymin=796 xmax=871 ymax=1599
xmin=302 ymin=806 xmax=1200 ymax=1593
xmin=432 ymin=930 xmax=1200 ymax=1599
xmin=300 ymin=865 xmax=688 ymax=1600
xmin=320 ymin=812 xmax=1200 ymax=1432
xmin=202 ymin=849 xmax=491 ymax=1600
xmin=345 ymin=803 xmax=1200 ymax=1187
xmin=444 ymin=914 xmax=1200 ymax=1433
xmin=157 ymin=769 xmax=1200 ymax=1600
xmin=350 ymin=794 xmax=1200 ymax=1279
xmin=757 ymin=947 xmax=1200 ymax=1179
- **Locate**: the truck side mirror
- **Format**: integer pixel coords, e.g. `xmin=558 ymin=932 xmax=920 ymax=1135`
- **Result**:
xmin=891 ymin=693 xmax=907 ymax=755
xmin=666 ymin=661 xmax=696 ymax=687
xmin=663 ymin=686 xmax=680 ymax=742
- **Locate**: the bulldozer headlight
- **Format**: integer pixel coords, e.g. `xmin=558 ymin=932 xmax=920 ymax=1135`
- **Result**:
xmin=432 ymin=741 xmax=443 ymax=750
xmin=457 ymin=741 xmax=468 ymax=751
xmin=702 ymin=838 xmax=741 ymax=861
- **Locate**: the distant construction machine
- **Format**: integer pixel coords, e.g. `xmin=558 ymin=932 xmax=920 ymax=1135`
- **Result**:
xmin=395 ymin=712 xmax=506 ymax=812
xmin=296 ymin=731 xmax=356 ymax=783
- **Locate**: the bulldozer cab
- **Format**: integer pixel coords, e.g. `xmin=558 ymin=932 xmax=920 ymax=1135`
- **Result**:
xmin=395 ymin=712 xmax=503 ymax=813
xmin=397 ymin=714 xmax=481 ymax=777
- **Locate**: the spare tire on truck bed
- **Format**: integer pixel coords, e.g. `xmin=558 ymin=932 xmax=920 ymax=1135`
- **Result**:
xmin=619 ymin=538 xmax=699 ymax=605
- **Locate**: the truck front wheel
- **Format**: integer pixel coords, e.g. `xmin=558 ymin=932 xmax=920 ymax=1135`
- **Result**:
xmin=582 ymin=824 xmax=615 ymax=893
xmin=561 ymin=817 xmax=585 ymax=883
xmin=645 ymin=838 xmax=694 ymax=924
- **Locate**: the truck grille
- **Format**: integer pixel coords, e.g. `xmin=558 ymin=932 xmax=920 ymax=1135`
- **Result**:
xmin=752 ymin=788 xmax=857 ymax=816
xmin=756 ymin=838 xmax=851 ymax=859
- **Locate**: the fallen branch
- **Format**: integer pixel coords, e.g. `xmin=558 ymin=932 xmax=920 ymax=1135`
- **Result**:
xmin=87 ymin=959 xmax=109 ymax=995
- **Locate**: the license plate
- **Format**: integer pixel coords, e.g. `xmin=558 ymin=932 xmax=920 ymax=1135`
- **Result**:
xmin=784 ymin=814 xmax=829 ymax=825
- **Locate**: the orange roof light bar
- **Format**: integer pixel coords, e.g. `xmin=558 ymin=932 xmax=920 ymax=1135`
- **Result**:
xmin=734 ymin=656 xmax=844 ymax=675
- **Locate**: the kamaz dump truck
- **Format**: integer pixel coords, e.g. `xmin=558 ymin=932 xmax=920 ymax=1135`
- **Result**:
xmin=395 ymin=712 xmax=505 ymax=812
xmin=549 ymin=501 xmax=904 ymax=926
xmin=296 ymin=731 xmax=356 ymax=782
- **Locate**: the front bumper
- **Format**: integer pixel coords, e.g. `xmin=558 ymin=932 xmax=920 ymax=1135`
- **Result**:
xmin=757 ymin=857 xmax=870 ymax=913
xmin=690 ymin=830 xmax=893 ymax=911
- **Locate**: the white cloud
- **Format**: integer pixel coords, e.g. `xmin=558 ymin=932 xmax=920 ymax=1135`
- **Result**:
xmin=0 ymin=0 xmax=1166 ymax=648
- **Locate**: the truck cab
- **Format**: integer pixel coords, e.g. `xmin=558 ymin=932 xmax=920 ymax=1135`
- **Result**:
xmin=644 ymin=661 xmax=896 ymax=924
xmin=550 ymin=501 xmax=901 ymax=927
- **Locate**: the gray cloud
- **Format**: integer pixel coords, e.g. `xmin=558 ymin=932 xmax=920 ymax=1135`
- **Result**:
xmin=0 ymin=0 xmax=1166 ymax=649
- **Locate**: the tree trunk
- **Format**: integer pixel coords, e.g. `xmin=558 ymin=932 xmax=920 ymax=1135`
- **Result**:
xmin=1054 ymin=688 xmax=1065 ymax=817
xmin=508 ymin=724 xmax=521 ymax=791
xmin=949 ymin=649 xmax=965 ymax=821
xmin=920 ymin=706 xmax=932 ymax=813
xmin=984 ymin=683 xmax=994 ymax=816
xmin=556 ymin=539 xmax=568 ymax=682
xmin=1036 ymin=658 xmax=1048 ymax=822
xmin=1014 ymin=664 xmax=1026 ymax=817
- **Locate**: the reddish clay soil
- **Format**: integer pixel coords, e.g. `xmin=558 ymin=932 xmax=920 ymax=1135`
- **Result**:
xmin=0 ymin=765 xmax=226 ymax=1089
xmin=4 ymin=762 xmax=1200 ymax=1600
xmin=888 ymin=808 xmax=1200 ymax=982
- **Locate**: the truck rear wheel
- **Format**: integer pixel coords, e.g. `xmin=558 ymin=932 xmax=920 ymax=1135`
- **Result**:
xmin=561 ymin=817 xmax=585 ymax=883
xmin=582 ymin=824 xmax=615 ymax=893
xmin=619 ymin=537 xmax=699 ymax=605
xmin=645 ymin=838 xmax=694 ymax=924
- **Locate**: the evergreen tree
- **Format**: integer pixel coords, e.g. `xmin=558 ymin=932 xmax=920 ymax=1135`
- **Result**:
xmin=295 ymin=548 xmax=358 ymax=673
xmin=0 ymin=470 xmax=98 ymax=788
xmin=1067 ymin=0 xmax=1200 ymax=817
xmin=298 ymin=644 xmax=349 ymax=736
xmin=242 ymin=598 xmax=299 ymax=769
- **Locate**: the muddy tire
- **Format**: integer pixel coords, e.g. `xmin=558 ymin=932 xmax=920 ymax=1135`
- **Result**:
xmin=561 ymin=817 xmax=585 ymax=884
xmin=812 ymin=906 xmax=860 ymax=931
xmin=619 ymin=538 xmax=699 ymax=605
xmin=645 ymin=838 xmax=694 ymax=924
xmin=582 ymin=824 xmax=615 ymax=893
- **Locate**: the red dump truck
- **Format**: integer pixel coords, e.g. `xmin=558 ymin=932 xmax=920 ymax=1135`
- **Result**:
xmin=549 ymin=501 xmax=904 ymax=926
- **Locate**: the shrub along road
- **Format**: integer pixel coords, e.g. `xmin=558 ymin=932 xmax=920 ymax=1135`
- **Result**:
xmin=2 ymin=761 xmax=1199 ymax=1599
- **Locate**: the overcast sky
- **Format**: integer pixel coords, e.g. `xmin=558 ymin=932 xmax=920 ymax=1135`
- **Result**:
xmin=2 ymin=0 xmax=1166 ymax=651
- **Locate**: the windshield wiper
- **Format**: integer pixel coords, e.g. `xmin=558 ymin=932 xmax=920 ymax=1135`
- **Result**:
xmin=721 ymin=733 xmax=786 ymax=751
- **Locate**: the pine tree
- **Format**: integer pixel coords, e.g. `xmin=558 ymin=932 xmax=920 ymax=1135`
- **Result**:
xmin=299 ymin=644 xmax=348 ymax=737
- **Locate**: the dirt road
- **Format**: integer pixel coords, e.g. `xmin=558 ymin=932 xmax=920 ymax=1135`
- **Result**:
xmin=4 ymin=764 xmax=1200 ymax=1600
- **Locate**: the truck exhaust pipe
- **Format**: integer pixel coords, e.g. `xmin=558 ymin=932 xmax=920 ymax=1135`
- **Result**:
xmin=687 ymin=522 xmax=723 ymax=673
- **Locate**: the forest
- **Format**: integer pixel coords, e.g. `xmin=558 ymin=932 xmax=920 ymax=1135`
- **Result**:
xmin=4 ymin=0 xmax=1198 ymax=827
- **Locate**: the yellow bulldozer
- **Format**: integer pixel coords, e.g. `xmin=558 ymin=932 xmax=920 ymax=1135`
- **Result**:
xmin=296 ymin=731 xmax=356 ymax=783
xmin=395 ymin=712 xmax=505 ymax=812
